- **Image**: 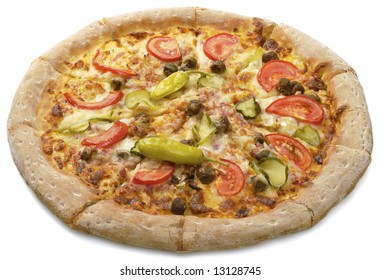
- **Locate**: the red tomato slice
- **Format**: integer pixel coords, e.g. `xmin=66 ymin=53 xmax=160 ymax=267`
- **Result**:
xmin=257 ymin=60 xmax=301 ymax=92
xmin=146 ymin=36 xmax=181 ymax=62
xmin=64 ymin=91 xmax=123 ymax=110
xmin=92 ymin=49 xmax=137 ymax=77
xmin=132 ymin=163 xmax=175 ymax=185
xmin=215 ymin=159 xmax=245 ymax=196
xmin=203 ymin=33 xmax=239 ymax=61
xmin=266 ymin=134 xmax=312 ymax=171
xmin=266 ymin=95 xmax=324 ymax=125
xmin=81 ymin=121 xmax=128 ymax=149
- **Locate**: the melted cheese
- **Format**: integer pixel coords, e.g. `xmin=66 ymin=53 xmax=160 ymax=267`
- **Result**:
xmin=39 ymin=24 xmax=332 ymax=219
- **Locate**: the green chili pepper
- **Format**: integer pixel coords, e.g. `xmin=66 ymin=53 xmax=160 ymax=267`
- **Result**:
xmin=136 ymin=137 xmax=204 ymax=165
xmin=150 ymin=71 xmax=189 ymax=101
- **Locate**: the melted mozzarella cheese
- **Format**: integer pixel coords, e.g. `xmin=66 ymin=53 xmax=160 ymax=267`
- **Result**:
xmin=58 ymin=108 xmax=113 ymax=131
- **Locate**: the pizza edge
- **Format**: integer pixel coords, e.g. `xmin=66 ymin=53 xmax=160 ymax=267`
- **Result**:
xmin=7 ymin=8 xmax=372 ymax=252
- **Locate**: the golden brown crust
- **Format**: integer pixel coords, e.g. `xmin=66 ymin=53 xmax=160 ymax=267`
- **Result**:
xmin=7 ymin=59 xmax=60 ymax=130
xmin=8 ymin=125 xmax=98 ymax=223
xmin=273 ymin=24 xmax=372 ymax=232
xmin=73 ymin=199 xmax=183 ymax=251
xmin=293 ymin=145 xmax=371 ymax=224
xmin=195 ymin=7 xmax=275 ymax=34
xmin=330 ymin=72 xmax=369 ymax=110
xmin=102 ymin=7 xmax=196 ymax=37
xmin=333 ymin=108 xmax=372 ymax=154
xmin=182 ymin=201 xmax=311 ymax=251
xmin=327 ymin=72 xmax=372 ymax=154
xmin=271 ymin=24 xmax=354 ymax=80
xmin=40 ymin=20 xmax=111 ymax=74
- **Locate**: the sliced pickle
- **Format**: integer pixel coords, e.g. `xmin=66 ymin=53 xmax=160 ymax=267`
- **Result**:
xmin=294 ymin=125 xmax=320 ymax=147
xmin=197 ymin=75 xmax=224 ymax=88
xmin=58 ymin=110 xmax=114 ymax=132
xmin=88 ymin=111 xmax=115 ymax=123
xmin=125 ymin=89 xmax=155 ymax=109
xmin=235 ymin=97 xmax=261 ymax=119
xmin=192 ymin=113 xmax=216 ymax=145
xmin=258 ymin=157 xmax=288 ymax=188
xmin=69 ymin=120 xmax=90 ymax=133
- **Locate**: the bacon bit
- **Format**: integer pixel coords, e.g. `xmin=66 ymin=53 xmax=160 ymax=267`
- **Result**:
xmin=129 ymin=31 xmax=149 ymax=40
xmin=119 ymin=166 xmax=127 ymax=180
xmin=255 ymin=195 xmax=276 ymax=209
xmin=41 ymin=134 xmax=54 ymax=155
xmin=89 ymin=169 xmax=104 ymax=185
xmin=238 ymin=72 xmax=254 ymax=83
xmin=63 ymin=146 xmax=76 ymax=164
xmin=306 ymin=75 xmax=326 ymax=91
xmin=76 ymin=161 xmax=86 ymax=175
xmin=219 ymin=199 xmax=235 ymax=211
xmin=189 ymin=192 xmax=213 ymax=214
xmin=54 ymin=139 xmax=65 ymax=152
xmin=73 ymin=60 xmax=89 ymax=71
xmin=236 ymin=208 xmax=251 ymax=218
xmin=263 ymin=38 xmax=279 ymax=50
xmin=51 ymin=104 xmax=62 ymax=117
xmin=53 ymin=156 xmax=63 ymax=169
xmin=252 ymin=18 xmax=264 ymax=34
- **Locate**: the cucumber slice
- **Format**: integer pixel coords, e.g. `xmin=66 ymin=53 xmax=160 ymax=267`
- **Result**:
xmin=258 ymin=157 xmax=288 ymax=188
xmin=235 ymin=97 xmax=261 ymax=119
xmin=294 ymin=125 xmax=320 ymax=147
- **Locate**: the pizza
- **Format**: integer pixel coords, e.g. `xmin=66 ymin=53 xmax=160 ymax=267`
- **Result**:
xmin=7 ymin=7 xmax=372 ymax=251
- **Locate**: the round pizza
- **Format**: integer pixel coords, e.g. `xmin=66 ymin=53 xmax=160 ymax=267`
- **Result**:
xmin=7 ymin=7 xmax=372 ymax=251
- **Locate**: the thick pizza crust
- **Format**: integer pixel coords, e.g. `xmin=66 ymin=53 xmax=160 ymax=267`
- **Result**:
xmin=102 ymin=7 xmax=196 ymax=37
xmin=195 ymin=7 xmax=275 ymax=35
xmin=271 ymin=24 xmax=354 ymax=80
xmin=7 ymin=59 xmax=60 ymax=130
xmin=73 ymin=199 xmax=183 ymax=251
xmin=181 ymin=201 xmax=311 ymax=251
xmin=8 ymin=125 xmax=98 ymax=223
xmin=73 ymin=198 xmax=311 ymax=251
xmin=271 ymin=23 xmax=372 ymax=231
xmin=328 ymin=72 xmax=372 ymax=153
xmin=40 ymin=20 xmax=111 ymax=74
xmin=8 ymin=8 xmax=372 ymax=252
xmin=293 ymin=145 xmax=370 ymax=224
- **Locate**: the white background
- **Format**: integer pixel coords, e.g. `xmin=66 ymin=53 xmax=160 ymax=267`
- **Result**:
xmin=1 ymin=1 xmax=380 ymax=279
